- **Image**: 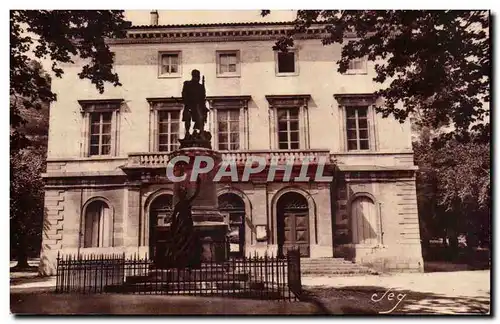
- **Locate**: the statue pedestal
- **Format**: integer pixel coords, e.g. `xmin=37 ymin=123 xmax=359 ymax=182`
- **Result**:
xmin=168 ymin=145 xmax=229 ymax=263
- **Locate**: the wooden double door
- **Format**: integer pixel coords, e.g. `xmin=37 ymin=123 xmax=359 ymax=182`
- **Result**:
xmin=277 ymin=192 xmax=310 ymax=257
xmin=218 ymin=193 xmax=246 ymax=258
xmin=149 ymin=194 xmax=173 ymax=262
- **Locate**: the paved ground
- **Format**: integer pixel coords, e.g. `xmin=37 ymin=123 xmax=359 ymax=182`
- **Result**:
xmin=302 ymin=270 xmax=491 ymax=314
xmin=11 ymin=293 xmax=325 ymax=315
xmin=10 ymin=268 xmax=490 ymax=315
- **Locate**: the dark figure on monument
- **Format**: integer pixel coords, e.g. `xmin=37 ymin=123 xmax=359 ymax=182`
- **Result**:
xmin=181 ymin=69 xmax=210 ymax=140
xmin=163 ymin=176 xmax=202 ymax=269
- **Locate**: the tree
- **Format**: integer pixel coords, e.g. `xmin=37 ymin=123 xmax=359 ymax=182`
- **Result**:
xmin=10 ymin=63 xmax=50 ymax=268
xmin=10 ymin=10 xmax=131 ymax=145
xmin=413 ymin=126 xmax=490 ymax=254
xmin=10 ymin=60 xmax=50 ymax=152
xmin=263 ymin=10 xmax=490 ymax=140
xmin=11 ymin=148 xmax=46 ymax=269
xmin=10 ymin=10 xmax=131 ymax=268
xmin=432 ymin=137 xmax=490 ymax=248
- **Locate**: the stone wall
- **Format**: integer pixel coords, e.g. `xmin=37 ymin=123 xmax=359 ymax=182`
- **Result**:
xmin=47 ymin=37 xmax=412 ymax=159
xmin=332 ymin=172 xmax=424 ymax=272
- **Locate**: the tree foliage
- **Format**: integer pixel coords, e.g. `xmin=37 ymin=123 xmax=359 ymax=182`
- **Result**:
xmin=414 ymin=129 xmax=490 ymax=248
xmin=10 ymin=10 xmax=130 ymax=267
xmin=10 ymin=146 xmax=46 ymax=267
xmin=263 ymin=10 xmax=490 ymax=140
xmin=10 ymin=76 xmax=50 ymax=266
xmin=10 ymin=10 xmax=131 ymax=144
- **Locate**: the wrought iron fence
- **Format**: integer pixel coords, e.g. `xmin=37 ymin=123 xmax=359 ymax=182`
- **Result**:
xmin=55 ymin=248 xmax=302 ymax=301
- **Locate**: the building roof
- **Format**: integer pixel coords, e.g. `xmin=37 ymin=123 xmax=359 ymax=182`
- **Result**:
xmin=109 ymin=21 xmax=328 ymax=45
xmin=128 ymin=21 xmax=299 ymax=30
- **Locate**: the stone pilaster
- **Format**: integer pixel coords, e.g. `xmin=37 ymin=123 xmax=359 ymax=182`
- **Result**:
xmin=39 ymin=190 xmax=66 ymax=275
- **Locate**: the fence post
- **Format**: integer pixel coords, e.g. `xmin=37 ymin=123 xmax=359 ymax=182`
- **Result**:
xmin=286 ymin=248 xmax=302 ymax=300
xmin=55 ymin=252 xmax=60 ymax=293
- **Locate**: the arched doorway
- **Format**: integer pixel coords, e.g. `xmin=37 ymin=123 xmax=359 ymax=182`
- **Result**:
xmin=84 ymin=200 xmax=112 ymax=248
xmin=149 ymin=194 xmax=173 ymax=260
xmin=351 ymin=196 xmax=379 ymax=245
xmin=218 ymin=193 xmax=245 ymax=258
xmin=277 ymin=192 xmax=310 ymax=257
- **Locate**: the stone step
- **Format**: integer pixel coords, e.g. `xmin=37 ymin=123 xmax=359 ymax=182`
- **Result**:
xmin=300 ymin=265 xmax=367 ymax=271
xmin=301 ymin=264 xmax=358 ymax=269
xmin=301 ymin=257 xmax=349 ymax=261
xmin=298 ymin=258 xmax=378 ymax=276
xmin=301 ymin=261 xmax=356 ymax=267
xmin=300 ymin=258 xmax=354 ymax=264
xmin=302 ymin=268 xmax=375 ymax=275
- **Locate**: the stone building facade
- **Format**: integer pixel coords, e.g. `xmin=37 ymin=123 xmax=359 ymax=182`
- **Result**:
xmin=40 ymin=20 xmax=423 ymax=275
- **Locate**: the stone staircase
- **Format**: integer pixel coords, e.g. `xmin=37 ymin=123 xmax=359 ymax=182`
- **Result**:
xmin=300 ymin=258 xmax=379 ymax=276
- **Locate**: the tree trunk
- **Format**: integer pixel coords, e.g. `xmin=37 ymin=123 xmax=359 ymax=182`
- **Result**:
xmin=15 ymin=234 xmax=30 ymax=268
xmin=441 ymin=231 xmax=448 ymax=248
xmin=448 ymin=229 xmax=459 ymax=260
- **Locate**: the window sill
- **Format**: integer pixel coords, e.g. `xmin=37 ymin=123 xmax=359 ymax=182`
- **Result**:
xmin=343 ymin=70 xmax=368 ymax=75
xmin=216 ymin=73 xmax=241 ymax=78
xmin=158 ymin=74 xmax=182 ymax=79
xmin=335 ymin=150 xmax=413 ymax=155
xmin=344 ymin=150 xmax=373 ymax=154
xmin=275 ymin=72 xmax=299 ymax=77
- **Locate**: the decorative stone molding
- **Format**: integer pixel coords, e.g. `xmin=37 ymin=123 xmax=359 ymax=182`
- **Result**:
xmin=333 ymin=93 xmax=376 ymax=107
xmin=265 ymin=94 xmax=311 ymax=109
xmin=44 ymin=175 xmax=128 ymax=188
xmin=341 ymin=170 xmax=416 ymax=182
xmin=146 ymin=97 xmax=184 ymax=152
xmin=124 ymin=149 xmax=333 ymax=169
xmin=77 ymin=99 xmax=123 ymax=158
xmin=334 ymin=93 xmax=378 ymax=152
xmin=43 ymin=190 xmax=65 ymax=251
xmin=146 ymin=97 xmax=183 ymax=111
xmin=107 ymin=22 xmax=333 ymax=45
xmin=265 ymin=95 xmax=312 ymax=150
xmin=207 ymin=96 xmax=252 ymax=150
xmin=206 ymin=95 xmax=251 ymax=110
xmin=78 ymin=99 xmax=124 ymax=113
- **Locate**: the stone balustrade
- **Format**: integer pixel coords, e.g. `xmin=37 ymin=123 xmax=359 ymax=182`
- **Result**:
xmin=126 ymin=149 xmax=333 ymax=168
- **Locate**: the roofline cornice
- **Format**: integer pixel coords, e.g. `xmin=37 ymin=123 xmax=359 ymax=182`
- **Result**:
xmin=106 ymin=22 xmax=359 ymax=45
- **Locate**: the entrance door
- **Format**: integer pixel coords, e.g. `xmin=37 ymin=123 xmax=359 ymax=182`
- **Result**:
xmin=218 ymin=193 xmax=245 ymax=258
xmin=277 ymin=192 xmax=310 ymax=257
xmin=149 ymin=194 xmax=173 ymax=262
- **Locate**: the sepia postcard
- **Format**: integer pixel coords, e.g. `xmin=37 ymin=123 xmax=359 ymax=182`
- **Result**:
xmin=9 ymin=9 xmax=491 ymax=315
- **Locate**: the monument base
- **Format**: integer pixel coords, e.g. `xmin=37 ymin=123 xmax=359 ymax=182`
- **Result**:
xmin=179 ymin=131 xmax=212 ymax=149
xmin=167 ymin=140 xmax=229 ymax=265
xmin=192 ymin=208 xmax=228 ymax=262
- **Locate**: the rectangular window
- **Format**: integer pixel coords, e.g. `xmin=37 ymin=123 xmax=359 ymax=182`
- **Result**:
xmin=277 ymin=108 xmax=300 ymax=150
xmin=217 ymin=51 xmax=240 ymax=77
xmin=89 ymin=112 xmax=112 ymax=156
xmin=159 ymin=52 xmax=181 ymax=77
xmin=158 ymin=110 xmax=180 ymax=152
xmin=217 ymin=109 xmax=240 ymax=151
xmin=346 ymin=57 xmax=367 ymax=74
xmin=277 ymin=52 xmax=296 ymax=74
xmin=346 ymin=106 xmax=370 ymax=150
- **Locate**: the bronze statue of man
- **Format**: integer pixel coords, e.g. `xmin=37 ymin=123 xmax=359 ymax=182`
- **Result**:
xmin=163 ymin=176 xmax=202 ymax=269
xmin=181 ymin=69 xmax=208 ymax=137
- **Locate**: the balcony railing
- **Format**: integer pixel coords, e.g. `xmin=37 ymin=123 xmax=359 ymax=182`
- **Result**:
xmin=125 ymin=149 xmax=333 ymax=169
